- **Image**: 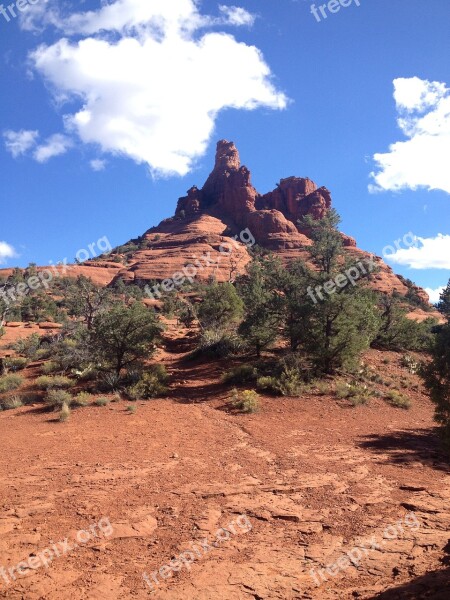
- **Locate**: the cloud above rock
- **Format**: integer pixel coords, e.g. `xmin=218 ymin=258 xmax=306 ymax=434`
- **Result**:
xmin=16 ymin=0 xmax=287 ymax=176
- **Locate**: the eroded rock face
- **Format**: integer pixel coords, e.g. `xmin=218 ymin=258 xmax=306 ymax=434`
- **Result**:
xmin=176 ymin=141 xmax=352 ymax=250
xmin=0 ymin=140 xmax=431 ymax=307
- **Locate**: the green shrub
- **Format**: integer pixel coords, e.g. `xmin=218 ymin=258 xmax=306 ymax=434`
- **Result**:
xmin=46 ymin=389 xmax=73 ymax=408
xmin=127 ymin=365 xmax=169 ymax=400
xmin=400 ymin=354 xmax=419 ymax=374
xmin=72 ymin=392 xmax=92 ymax=407
xmin=36 ymin=375 xmax=74 ymax=390
xmin=222 ymin=365 xmax=258 ymax=385
xmin=231 ymin=389 xmax=260 ymax=414
xmin=385 ymin=390 xmax=411 ymax=410
xmin=41 ymin=361 xmax=61 ymax=375
xmin=127 ymin=404 xmax=137 ymax=414
xmin=0 ymin=374 xmax=23 ymax=393
xmin=99 ymin=372 xmax=122 ymax=392
xmin=190 ymin=330 xmax=244 ymax=359
xmin=12 ymin=333 xmax=41 ymax=359
xmin=59 ymin=403 xmax=71 ymax=422
xmin=256 ymin=376 xmax=279 ymax=394
xmin=336 ymin=381 xmax=370 ymax=405
xmin=314 ymin=380 xmax=329 ymax=395
xmin=3 ymin=357 xmax=28 ymax=371
xmin=94 ymin=397 xmax=110 ymax=406
xmin=1 ymin=395 xmax=23 ymax=410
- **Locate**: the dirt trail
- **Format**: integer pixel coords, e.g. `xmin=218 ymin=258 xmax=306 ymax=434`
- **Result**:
xmin=0 ymin=338 xmax=449 ymax=599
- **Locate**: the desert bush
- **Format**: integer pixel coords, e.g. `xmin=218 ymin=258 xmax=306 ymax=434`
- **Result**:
xmin=127 ymin=365 xmax=169 ymax=400
xmin=12 ymin=333 xmax=42 ymax=359
xmin=94 ymin=397 xmax=110 ymax=406
xmin=336 ymin=381 xmax=370 ymax=404
xmin=46 ymin=389 xmax=73 ymax=408
xmin=127 ymin=404 xmax=137 ymax=414
xmin=0 ymin=373 xmax=23 ymax=393
xmin=385 ymin=390 xmax=411 ymax=409
xmin=72 ymin=392 xmax=93 ymax=407
xmin=35 ymin=375 xmax=74 ymax=390
xmin=231 ymin=388 xmax=260 ymax=413
xmin=3 ymin=357 xmax=28 ymax=371
xmin=59 ymin=403 xmax=71 ymax=422
xmin=256 ymin=376 xmax=279 ymax=394
xmin=190 ymin=330 xmax=244 ymax=359
xmin=314 ymin=380 xmax=329 ymax=395
xmin=99 ymin=372 xmax=122 ymax=392
xmin=1 ymin=395 xmax=23 ymax=410
xmin=400 ymin=354 xmax=419 ymax=374
xmin=222 ymin=365 xmax=258 ymax=385
xmin=41 ymin=361 xmax=61 ymax=375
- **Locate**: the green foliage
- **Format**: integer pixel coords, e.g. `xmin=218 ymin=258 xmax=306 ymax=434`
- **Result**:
xmin=90 ymin=302 xmax=162 ymax=375
xmin=335 ymin=381 xmax=370 ymax=405
xmin=41 ymin=361 xmax=61 ymax=375
xmin=400 ymin=354 xmax=420 ymax=374
xmin=1 ymin=395 xmax=24 ymax=410
xmin=197 ymin=282 xmax=244 ymax=331
xmin=46 ymin=389 xmax=73 ymax=408
xmin=231 ymin=388 xmax=260 ymax=413
xmin=94 ymin=397 xmax=110 ymax=406
xmin=63 ymin=275 xmax=112 ymax=330
xmin=437 ymin=281 xmax=450 ymax=318
xmin=385 ymin=390 xmax=411 ymax=410
xmin=3 ymin=357 xmax=28 ymax=371
xmin=373 ymin=295 xmax=436 ymax=351
xmin=237 ymin=256 xmax=284 ymax=357
xmin=72 ymin=392 xmax=93 ymax=407
xmin=35 ymin=375 xmax=74 ymax=390
xmin=126 ymin=365 xmax=169 ymax=399
xmin=0 ymin=373 xmax=23 ymax=393
xmin=190 ymin=329 xmax=244 ymax=359
xmin=222 ymin=365 xmax=258 ymax=385
xmin=12 ymin=333 xmax=42 ymax=359
xmin=127 ymin=404 xmax=137 ymax=414
xmin=422 ymin=323 xmax=450 ymax=446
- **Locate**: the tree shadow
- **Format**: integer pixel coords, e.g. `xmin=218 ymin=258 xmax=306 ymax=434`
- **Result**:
xmin=358 ymin=427 xmax=449 ymax=472
xmin=367 ymin=566 xmax=450 ymax=599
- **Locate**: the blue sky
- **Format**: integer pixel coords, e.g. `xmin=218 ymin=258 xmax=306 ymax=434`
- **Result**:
xmin=0 ymin=0 xmax=449 ymax=301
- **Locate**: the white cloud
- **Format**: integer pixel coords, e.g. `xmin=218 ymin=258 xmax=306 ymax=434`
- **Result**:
xmin=90 ymin=159 xmax=107 ymax=171
xmin=425 ymin=286 xmax=445 ymax=305
xmin=219 ymin=5 xmax=256 ymax=26
xmin=3 ymin=129 xmax=39 ymax=158
xmin=22 ymin=0 xmax=286 ymax=176
xmin=387 ymin=233 xmax=450 ymax=269
xmin=33 ymin=134 xmax=72 ymax=163
xmin=370 ymin=77 xmax=450 ymax=194
xmin=0 ymin=241 xmax=17 ymax=265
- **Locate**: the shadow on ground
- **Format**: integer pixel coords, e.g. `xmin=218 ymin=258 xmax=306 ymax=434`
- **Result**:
xmin=358 ymin=428 xmax=449 ymax=472
xmin=368 ymin=566 xmax=450 ymax=599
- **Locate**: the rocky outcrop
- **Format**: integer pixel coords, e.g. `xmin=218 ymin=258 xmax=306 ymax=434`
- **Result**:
xmin=0 ymin=140 xmax=431 ymax=307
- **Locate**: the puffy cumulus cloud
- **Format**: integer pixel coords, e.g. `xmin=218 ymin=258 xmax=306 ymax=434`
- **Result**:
xmin=387 ymin=233 xmax=450 ymax=269
xmin=425 ymin=286 xmax=445 ymax=305
xmin=24 ymin=0 xmax=286 ymax=176
xmin=370 ymin=77 xmax=450 ymax=194
xmin=3 ymin=129 xmax=39 ymax=158
xmin=0 ymin=241 xmax=17 ymax=265
xmin=33 ymin=134 xmax=73 ymax=163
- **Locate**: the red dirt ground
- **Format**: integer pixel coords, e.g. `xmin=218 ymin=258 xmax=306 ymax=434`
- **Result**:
xmin=0 ymin=326 xmax=449 ymax=599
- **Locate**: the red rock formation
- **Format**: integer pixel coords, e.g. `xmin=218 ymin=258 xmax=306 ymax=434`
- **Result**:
xmin=0 ymin=140 xmax=431 ymax=309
